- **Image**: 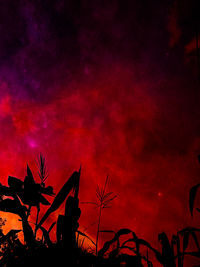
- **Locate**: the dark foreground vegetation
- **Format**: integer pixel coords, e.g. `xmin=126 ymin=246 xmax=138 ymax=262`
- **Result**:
xmin=1 ymin=155 xmax=200 ymax=267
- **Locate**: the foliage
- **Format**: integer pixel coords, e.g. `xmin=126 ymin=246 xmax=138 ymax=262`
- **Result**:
xmin=0 ymin=155 xmax=200 ymax=266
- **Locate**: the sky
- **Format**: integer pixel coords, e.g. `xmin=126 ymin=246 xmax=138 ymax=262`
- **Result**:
xmin=0 ymin=0 xmax=200 ymax=265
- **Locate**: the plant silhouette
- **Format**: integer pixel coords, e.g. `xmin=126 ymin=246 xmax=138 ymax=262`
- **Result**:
xmin=0 ymin=155 xmax=200 ymax=266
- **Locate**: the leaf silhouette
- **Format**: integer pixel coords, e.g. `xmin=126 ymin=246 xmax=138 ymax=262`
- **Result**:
xmin=38 ymin=170 xmax=80 ymax=228
xmin=39 ymin=225 xmax=53 ymax=247
xmin=183 ymin=231 xmax=189 ymax=252
xmin=98 ymin=228 xmax=132 ymax=257
xmin=0 ymin=184 xmax=14 ymax=197
xmin=26 ymin=164 xmax=35 ymax=185
xmin=38 ymin=194 xmax=50 ymax=205
xmin=77 ymin=230 xmax=96 ymax=246
xmin=40 ymin=186 xmax=55 ymax=196
xmin=8 ymin=176 xmax=23 ymax=194
xmin=48 ymin=222 xmax=56 ymax=234
xmin=0 ymin=199 xmax=26 ymax=218
xmin=182 ymin=251 xmax=200 ymax=258
xmin=189 ymin=184 xmax=200 ymax=216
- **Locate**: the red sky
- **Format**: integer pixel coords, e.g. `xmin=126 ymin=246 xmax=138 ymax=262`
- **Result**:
xmin=0 ymin=0 xmax=200 ymax=265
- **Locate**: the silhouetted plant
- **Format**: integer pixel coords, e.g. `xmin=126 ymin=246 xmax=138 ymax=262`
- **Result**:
xmin=1 ymin=155 xmax=200 ymax=266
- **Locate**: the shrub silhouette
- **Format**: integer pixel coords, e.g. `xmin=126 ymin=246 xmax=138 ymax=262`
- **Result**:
xmin=0 ymin=155 xmax=200 ymax=266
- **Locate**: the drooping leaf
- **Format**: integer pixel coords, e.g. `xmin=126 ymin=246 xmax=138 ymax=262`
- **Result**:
xmin=178 ymin=227 xmax=200 ymax=234
xmin=98 ymin=228 xmax=132 ymax=257
xmin=38 ymin=171 xmax=80 ymax=228
xmin=77 ymin=230 xmax=96 ymax=246
xmin=121 ymin=238 xmax=135 ymax=247
xmin=189 ymin=184 xmax=200 ymax=216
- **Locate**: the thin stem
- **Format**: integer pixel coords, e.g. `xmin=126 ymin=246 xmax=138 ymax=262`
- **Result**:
xmin=96 ymin=204 xmax=102 ymax=256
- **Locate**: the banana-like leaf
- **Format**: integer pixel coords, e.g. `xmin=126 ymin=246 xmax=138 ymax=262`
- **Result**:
xmin=0 ymin=199 xmax=26 ymax=218
xmin=38 ymin=171 xmax=80 ymax=228
xmin=8 ymin=176 xmax=23 ymax=193
xmin=189 ymin=184 xmax=200 ymax=216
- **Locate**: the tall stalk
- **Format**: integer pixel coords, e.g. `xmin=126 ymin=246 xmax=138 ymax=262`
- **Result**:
xmin=96 ymin=203 xmax=102 ymax=255
xmin=95 ymin=176 xmax=117 ymax=256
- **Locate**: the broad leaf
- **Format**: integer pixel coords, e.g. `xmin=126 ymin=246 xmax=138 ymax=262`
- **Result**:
xmin=8 ymin=176 xmax=23 ymax=193
xmin=0 ymin=199 xmax=26 ymax=218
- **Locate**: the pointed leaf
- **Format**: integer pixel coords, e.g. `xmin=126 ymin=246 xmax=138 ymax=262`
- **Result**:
xmin=189 ymin=184 xmax=200 ymax=216
xmin=38 ymin=171 xmax=80 ymax=227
